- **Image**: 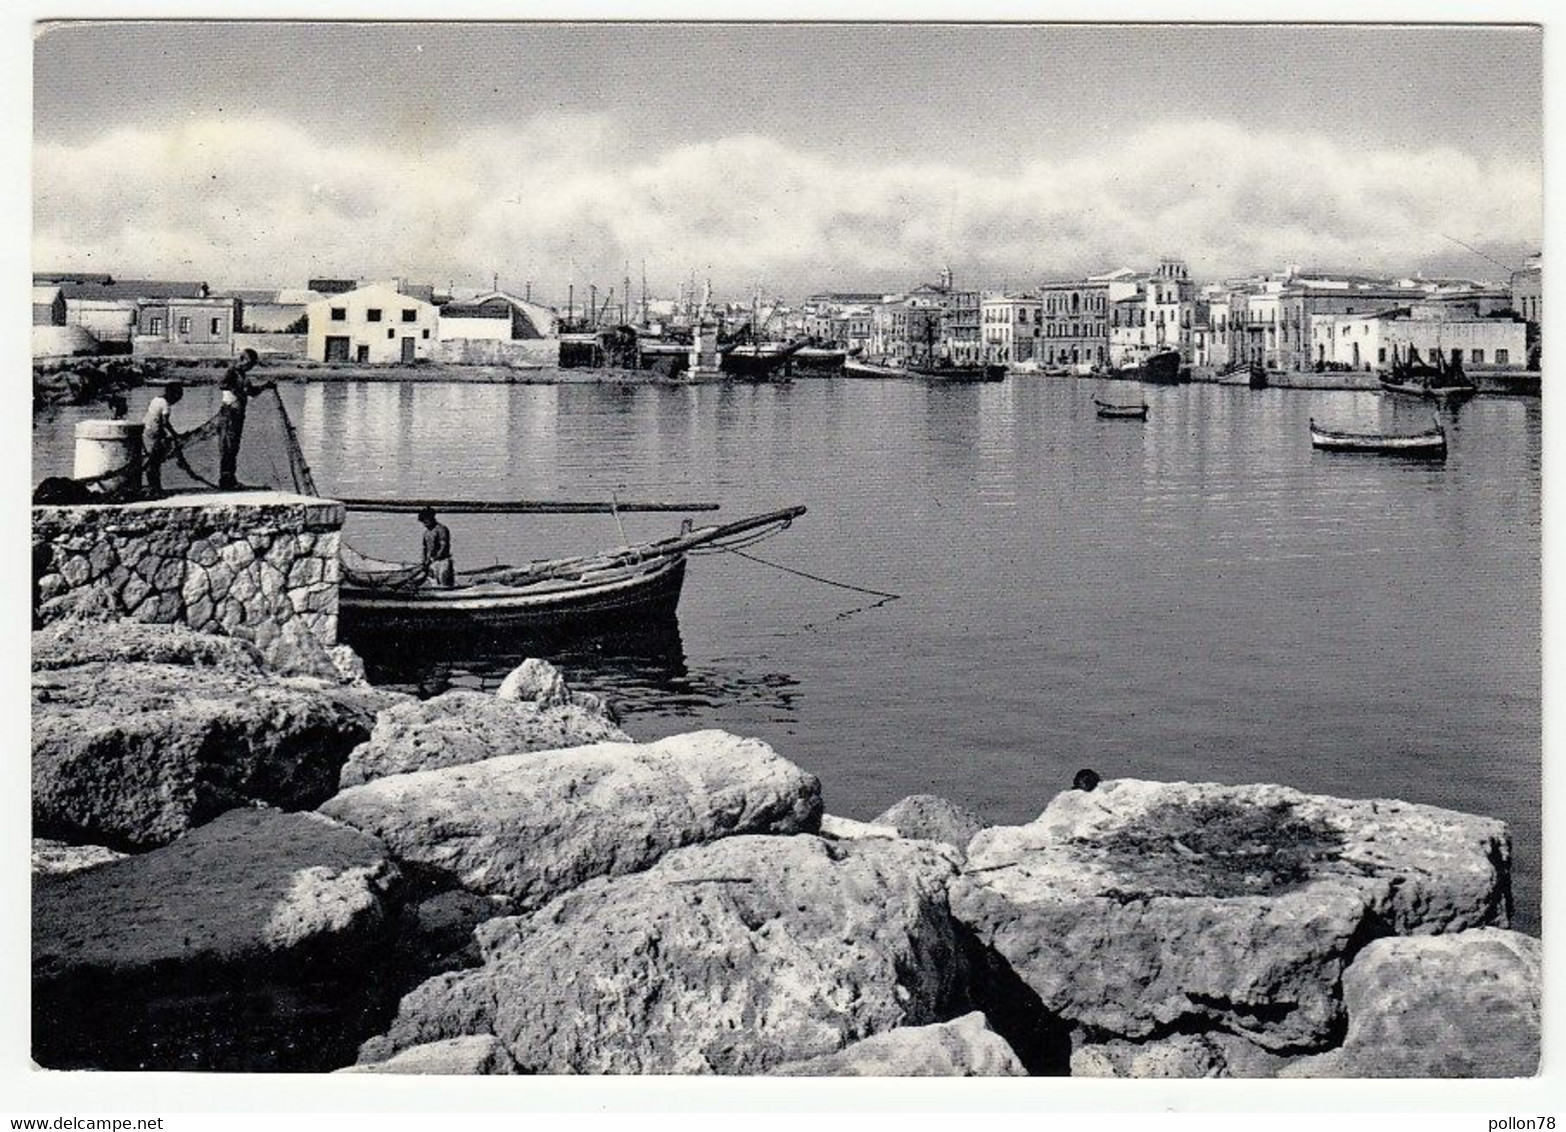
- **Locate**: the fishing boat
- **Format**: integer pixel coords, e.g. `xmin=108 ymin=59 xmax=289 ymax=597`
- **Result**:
xmin=721 ymin=340 xmax=805 ymax=380
xmin=842 ymin=357 xmax=1002 ymax=383
xmin=1093 ymin=398 xmax=1149 ymax=420
xmin=1308 ymin=418 xmax=1446 ymax=458
xmin=1378 ymin=346 xmax=1477 ymax=404
xmin=339 ymin=505 xmax=807 ymax=638
xmin=906 ymin=360 xmax=1006 ymax=383
xmin=1115 ymin=349 xmax=1185 ymax=385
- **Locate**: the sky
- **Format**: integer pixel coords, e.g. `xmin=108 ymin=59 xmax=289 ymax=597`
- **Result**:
xmin=32 ymin=21 xmax=1544 ymax=300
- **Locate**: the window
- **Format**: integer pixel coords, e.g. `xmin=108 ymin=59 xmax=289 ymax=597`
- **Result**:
xmin=331 ymin=307 xmax=346 ymax=321
xmin=1471 ymin=349 xmax=1484 ymax=364
xmin=356 ymin=344 xmax=369 ymax=362
xmin=210 ymin=318 xmax=223 ymax=335
xmin=367 ymin=308 xmax=383 ymax=322
xmin=1378 ymin=347 xmax=1386 ymax=363
xmin=178 ymin=317 xmax=191 ymax=333
xmin=402 ymin=309 xmax=417 ymax=322
xmin=1496 ymin=349 xmax=1509 ymax=365
xmin=149 ymin=316 xmax=164 ymax=335
xmin=422 ymin=329 xmax=430 ymax=339
xmin=387 ymin=329 xmax=395 ymax=339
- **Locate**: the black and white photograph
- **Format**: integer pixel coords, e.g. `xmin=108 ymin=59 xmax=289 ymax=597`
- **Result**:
xmin=11 ymin=9 xmax=1553 ymax=1114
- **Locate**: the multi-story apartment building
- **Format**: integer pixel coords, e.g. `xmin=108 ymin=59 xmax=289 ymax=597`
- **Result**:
xmin=1037 ymin=280 xmax=1110 ymax=370
xmin=981 ymin=293 xmax=1043 ymax=364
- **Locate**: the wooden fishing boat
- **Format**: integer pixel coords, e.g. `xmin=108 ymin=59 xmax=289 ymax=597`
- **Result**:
xmin=1308 ymin=418 xmax=1446 ymax=458
xmin=842 ymin=357 xmax=1002 ymax=383
xmin=339 ymin=505 xmax=806 ymax=638
xmin=1379 ymin=347 xmax=1477 ymax=404
xmin=1093 ymin=398 xmax=1149 ymax=420
xmin=721 ymin=340 xmax=805 ymax=380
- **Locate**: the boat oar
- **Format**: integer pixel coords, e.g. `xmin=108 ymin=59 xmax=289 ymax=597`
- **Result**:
xmin=339 ymin=498 xmax=720 ymax=515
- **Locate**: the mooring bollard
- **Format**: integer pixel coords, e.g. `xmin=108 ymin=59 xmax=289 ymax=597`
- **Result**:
xmin=73 ymin=419 xmax=144 ymax=496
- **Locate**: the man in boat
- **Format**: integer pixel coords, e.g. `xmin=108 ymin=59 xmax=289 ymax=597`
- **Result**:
xmin=217 ymin=348 xmax=274 ymax=489
xmin=418 ymin=507 xmax=456 ymax=588
xmin=142 ymin=380 xmax=185 ymax=496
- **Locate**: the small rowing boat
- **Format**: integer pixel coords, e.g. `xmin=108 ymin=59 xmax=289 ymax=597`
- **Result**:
xmin=1308 ymin=418 xmax=1446 ymax=458
xmin=339 ymin=505 xmax=806 ymax=639
xmin=1093 ymin=398 xmax=1149 ymax=420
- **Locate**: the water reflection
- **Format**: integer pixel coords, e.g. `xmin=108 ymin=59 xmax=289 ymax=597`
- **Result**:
xmin=351 ymin=619 xmax=801 ymax=724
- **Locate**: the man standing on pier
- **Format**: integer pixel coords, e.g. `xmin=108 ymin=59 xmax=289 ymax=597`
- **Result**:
xmin=142 ymin=380 xmax=184 ymax=496
xmin=217 ymin=348 xmax=274 ymax=489
xmin=418 ymin=507 xmax=456 ymax=588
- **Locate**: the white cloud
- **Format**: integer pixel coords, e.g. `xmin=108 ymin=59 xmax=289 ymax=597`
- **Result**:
xmin=33 ymin=115 xmax=1541 ymax=296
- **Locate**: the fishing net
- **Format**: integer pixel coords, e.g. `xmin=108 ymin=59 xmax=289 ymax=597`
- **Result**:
xmin=34 ymin=386 xmax=317 ymax=503
xmin=340 ymin=545 xmax=431 ymax=591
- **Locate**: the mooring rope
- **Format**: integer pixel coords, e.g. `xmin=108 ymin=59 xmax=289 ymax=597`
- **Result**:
xmin=710 ymin=545 xmax=902 ymax=601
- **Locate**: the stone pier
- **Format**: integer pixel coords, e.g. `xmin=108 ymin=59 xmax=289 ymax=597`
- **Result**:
xmin=32 ymin=492 xmax=344 ymax=657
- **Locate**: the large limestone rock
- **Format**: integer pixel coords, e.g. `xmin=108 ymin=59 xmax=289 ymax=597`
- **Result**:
xmin=33 ymin=808 xmax=404 ymax=1070
xmin=339 ymin=1035 xmax=516 ymax=1075
xmin=1071 ymin=1032 xmax=1294 ymax=1079
xmin=32 ymin=617 xmax=266 ymax=671
xmin=1281 ymin=929 xmax=1540 ymax=1078
xmin=874 ymin=794 xmax=986 ymax=852
xmin=31 ymin=838 xmax=127 ymax=877
xmin=497 ymin=657 xmax=619 ymax=722
xmin=337 ymin=688 xmax=630 ymax=788
xmin=322 ymin=730 xmax=822 ymax=908
xmin=771 ymin=1013 xmax=1025 ymax=1076
xmin=952 ymin=779 xmax=1511 ymax=1052
xmin=359 ymin=834 xmax=967 ymax=1074
xmin=33 ymin=660 xmax=403 ymax=848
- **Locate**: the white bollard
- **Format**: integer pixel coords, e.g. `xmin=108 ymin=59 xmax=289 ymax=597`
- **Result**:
xmin=73 ymin=420 xmax=144 ymax=495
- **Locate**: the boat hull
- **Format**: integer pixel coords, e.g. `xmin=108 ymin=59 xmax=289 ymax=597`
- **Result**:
xmin=843 ymin=359 xmax=1002 ymax=383
xmin=340 ymin=554 xmax=687 ymax=639
xmin=1308 ymin=422 xmax=1446 ymax=458
xmin=1379 ymin=379 xmax=1477 ymax=404
xmin=1116 ymin=350 xmax=1185 ymax=385
xmin=1094 ymin=400 xmax=1148 ymax=420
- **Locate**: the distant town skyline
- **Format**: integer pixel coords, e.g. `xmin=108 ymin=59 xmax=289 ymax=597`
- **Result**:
xmin=33 ymin=22 xmax=1543 ymax=298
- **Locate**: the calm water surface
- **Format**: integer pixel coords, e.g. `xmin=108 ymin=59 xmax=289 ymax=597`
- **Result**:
xmin=35 ymin=377 xmax=1542 ymax=931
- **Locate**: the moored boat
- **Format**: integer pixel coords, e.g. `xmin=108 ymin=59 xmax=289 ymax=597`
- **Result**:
xmin=720 ymin=340 xmax=805 ymax=381
xmin=1378 ymin=346 xmax=1477 ymax=404
xmin=1093 ymin=398 xmax=1149 ymax=420
xmin=1308 ymin=418 xmax=1446 ymax=458
xmin=842 ymin=357 xmax=1002 ymax=383
xmin=1115 ymin=349 xmax=1185 ymax=385
xmin=339 ymin=505 xmax=807 ymax=639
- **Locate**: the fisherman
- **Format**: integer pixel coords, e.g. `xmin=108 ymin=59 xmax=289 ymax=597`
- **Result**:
xmin=217 ymin=348 xmax=274 ymax=489
xmin=142 ymin=380 xmax=184 ymax=496
xmin=418 ymin=507 xmax=455 ymax=588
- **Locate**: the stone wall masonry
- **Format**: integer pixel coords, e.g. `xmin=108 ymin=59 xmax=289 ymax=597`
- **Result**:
xmin=431 ymin=338 xmax=561 ymax=368
xmin=33 ymin=492 xmax=344 ymax=652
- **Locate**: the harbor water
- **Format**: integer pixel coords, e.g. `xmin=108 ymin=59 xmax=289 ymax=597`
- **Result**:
xmin=33 ymin=377 xmax=1542 ymax=931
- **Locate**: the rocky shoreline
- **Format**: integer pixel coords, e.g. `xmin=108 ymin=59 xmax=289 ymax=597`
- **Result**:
xmin=31 ymin=618 xmax=1539 ymax=1076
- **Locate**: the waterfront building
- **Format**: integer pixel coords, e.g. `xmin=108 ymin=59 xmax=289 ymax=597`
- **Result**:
xmin=1310 ymin=307 xmax=1527 ymax=371
xmin=1108 ymin=294 xmax=1149 ymax=367
xmin=1511 ymin=253 xmax=1541 ymax=324
xmin=1037 ymin=279 xmax=1110 ymax=371
xmin=439 ymin=291 xmax=558 ymax=339
xmin=33 ymin=285 xmax=66 ymax=327
xmin=133 ymin=295 xmax=243 ymax=358
xmin=54 ymin=279 xmax=210 ymax=347
xmin=1144 ymin=258 xmax=1197 ymax=362
xmin=981 ymin=293 xmax=1043 ymax=365
xmin=305 ymin=281 xmax=439 ymax=363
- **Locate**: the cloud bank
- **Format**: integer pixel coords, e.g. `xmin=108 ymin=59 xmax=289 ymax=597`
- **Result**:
xmin=33 ymin=115 xmax=1541 ymax=296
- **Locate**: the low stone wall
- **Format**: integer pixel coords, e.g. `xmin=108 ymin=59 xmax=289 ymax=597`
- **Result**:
xmin=432 ymin=337 xmax=561 ymax=368
xmin=33 ymin=492 xmax=344 ymax=651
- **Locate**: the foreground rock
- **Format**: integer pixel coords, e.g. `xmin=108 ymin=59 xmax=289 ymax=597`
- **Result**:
xmin=33 ymin=808 xmax=404 ymax=1070
xmin=874 ymin=794 xmax=986 ymax=853
xmin=337 ymin=1035 xmax=516 ymax=1075
xmin=358 ymin=834 xmax=966 ymax=1073
xmin=1280 ymin=928 xmax=1540 ymax=1078
xmin=1071 ymin=1033 xmax=1293 ymax=1079
xmin=952 ymin=779 xmax=1511 ymax=1052
xmin=32 ymin=617 xmax=266 ymax=672
xmin=772 ymin=1013 xmax=1025 ymax=1076
xmin=496 ymin=657 xmax=618 ymax=722
xmin=33 ymin=659 xmax=404 ymax=848
xmin=31 ymin=838 xmax=127 ymax=877
xmin=322 ymin=730 xmax=822 ymax=907
xmin=337 ymin=688 xmax=630 ymax=787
